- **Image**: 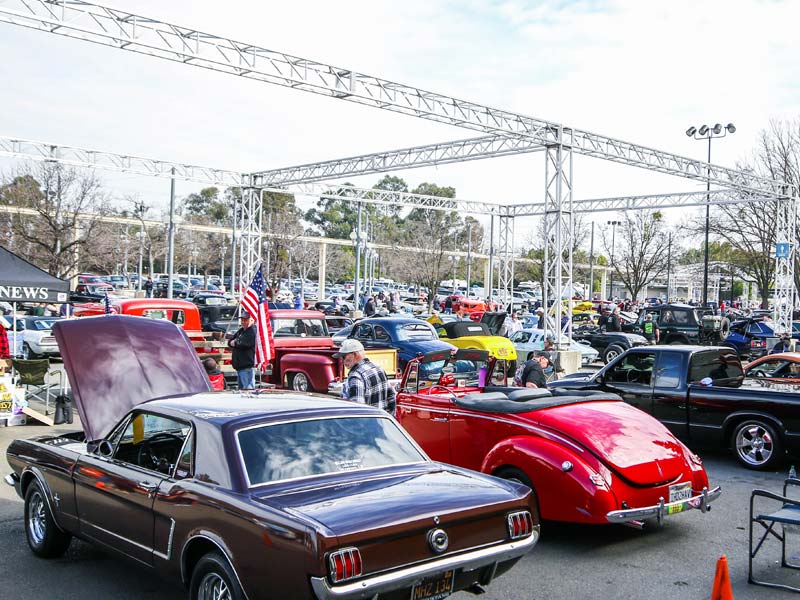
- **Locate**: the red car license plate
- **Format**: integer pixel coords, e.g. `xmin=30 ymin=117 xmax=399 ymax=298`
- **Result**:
xmin=411 ymin=570 xmax=454 ymax=600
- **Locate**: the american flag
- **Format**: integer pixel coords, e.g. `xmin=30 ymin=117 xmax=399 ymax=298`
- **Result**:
xmin=240 ymin=266 xmax=275 ymax=369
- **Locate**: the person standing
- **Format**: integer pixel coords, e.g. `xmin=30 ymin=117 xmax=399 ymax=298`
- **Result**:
xmin=606 ymin=307 xmax=622 ymax=332
xmin=642 ymin=313 xmax=660 ymax=344
xmin=506 ymin=312 xmax=523 ymax=336
xmin=228 ymin=312 xmax=257 ymax=390
xmin=144 ymin=277 xmax=153 ymax=298
xmin=334 ymin=339 xmax=396 ymax=413
xmin=535 ymin=307 xmax=546 ymax=330
xmin=444 ymin=295 xmax=453 ymax=314
xmin=364 ymin=295 xmax=376 ymax=317
xmin=0 ymin=322 xmax=9 ymax=374
xmin=293 ymin=293 xmax=303 ymax=310
xmin=515 ymin=351 xmax=551 ymax=388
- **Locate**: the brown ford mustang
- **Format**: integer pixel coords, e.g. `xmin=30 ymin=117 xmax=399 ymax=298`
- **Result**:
xmin=5 ymin=315 xmax=538 ymax=600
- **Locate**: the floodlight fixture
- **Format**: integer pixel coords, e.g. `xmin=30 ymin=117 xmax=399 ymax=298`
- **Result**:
xmin=726 ymin=123 xmax=736 ymax=134
xmin=686 ymin=126 xmax=697 ymax=137
xmin=698 ymin=125 xmax=709 ymax=136
xmin=712 ymin=123 xmax=723 ymax=135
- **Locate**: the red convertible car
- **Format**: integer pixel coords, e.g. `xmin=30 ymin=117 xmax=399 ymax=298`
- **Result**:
xmin=396 ymin=349 xmax=721 ymax=528
xmin=5 ymin=316 xmax=538 ymax=600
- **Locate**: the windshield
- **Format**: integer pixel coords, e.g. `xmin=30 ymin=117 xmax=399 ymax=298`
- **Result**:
xmin=271 ymin=318 xmax=328 ymax=337
xmin=395 ymin=323 xmax=436 ymax=341
xmin=237 ymin=416 xmax=425 ymax=486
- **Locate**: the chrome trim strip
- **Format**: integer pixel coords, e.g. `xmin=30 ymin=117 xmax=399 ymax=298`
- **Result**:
xmin=154 ymin=518 xmax=177 ymax=561
xmin=90 ymin=521 xmax=153 ymax=553
xmin=4 ymin=473 xmax=18 ymax=487
xmin=606 ymin=485 xmax=722 ymax=524
xmin=235 ymin=415 xmax=428 ymax=489
xmin=180 ymin=534 xmax=250 ymax=600
xmin=310 ymin=530 xmax=538 ymax=600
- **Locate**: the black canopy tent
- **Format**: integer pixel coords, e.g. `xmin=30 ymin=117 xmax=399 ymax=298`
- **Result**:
xmin=0 ymin=245 xmax=70 ymax=304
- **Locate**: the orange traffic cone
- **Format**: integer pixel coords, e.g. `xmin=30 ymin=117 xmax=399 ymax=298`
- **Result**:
xmin=711 ymin=555 xmax=734 ymax=600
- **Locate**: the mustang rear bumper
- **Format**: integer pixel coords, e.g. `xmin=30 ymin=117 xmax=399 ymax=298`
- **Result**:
xmin=606 ymin=485 xmax=722 ymax=525
xmin=309 ymin=529 xmax=538 ymax=600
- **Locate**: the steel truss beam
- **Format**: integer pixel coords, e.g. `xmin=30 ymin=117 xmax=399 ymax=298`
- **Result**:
xmin=543 ymin=138 xmax=573 ymax=345
xmin=253 ymin=136 xmax=545 ymax=186
xmin=238 ymin=184 xmax=263 ymax=288
xmin=498 ymin=216 xmax=515 ymax=313
xmin=774 ymin=196 xmax=796 ymax=334
xmin=0 ymin=136 xmax=244 ymax=186
xmin=0 ymin=0 xmax=791 ymax=197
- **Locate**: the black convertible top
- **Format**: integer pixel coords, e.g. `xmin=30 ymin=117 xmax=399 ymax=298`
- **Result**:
xmin=443 ymin=321 xmax=491 ymax=338
xmin=453 ymin=389 xmax=622 ymax=414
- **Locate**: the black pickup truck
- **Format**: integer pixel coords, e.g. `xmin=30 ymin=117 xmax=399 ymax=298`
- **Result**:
xmin=549 ymin=345 xmax=800 ymax=470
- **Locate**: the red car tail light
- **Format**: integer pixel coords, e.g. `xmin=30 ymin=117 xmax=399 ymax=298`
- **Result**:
xmin=507 ymin=510 xmax=534 ymax=539
xmin=328 ymin=548 xmax=363 ymax=583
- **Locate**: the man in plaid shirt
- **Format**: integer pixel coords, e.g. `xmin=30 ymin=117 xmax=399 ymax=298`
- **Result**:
xmin=334 ymin=339 xmax=396 ymax=413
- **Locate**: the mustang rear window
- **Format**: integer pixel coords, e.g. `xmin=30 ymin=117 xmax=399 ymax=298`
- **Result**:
xmin=237 ymin=417 xmax=426 ymax=486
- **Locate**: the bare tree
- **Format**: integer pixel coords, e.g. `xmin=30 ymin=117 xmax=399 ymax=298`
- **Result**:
xmin=0 ymin=162 xmax=109 ymax=278
xmin=603 ymin=211 xmax=670 ymax=301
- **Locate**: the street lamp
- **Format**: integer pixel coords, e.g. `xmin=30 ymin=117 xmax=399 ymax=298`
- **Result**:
xmin=606 ymin=220 xmax=621 ymax=300
xmin=686 ymin=122 xmax=736 ymax=306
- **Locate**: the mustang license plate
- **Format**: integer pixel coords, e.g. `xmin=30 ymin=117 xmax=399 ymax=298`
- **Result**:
xmin=411 ymin=570 xmax=454 ymax=600
xmin=667 ymin=482 xmax=692 ymax=514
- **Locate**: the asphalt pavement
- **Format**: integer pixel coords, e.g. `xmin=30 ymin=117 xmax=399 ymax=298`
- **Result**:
xmin=1 ymin=405 xmax=799 ymax=598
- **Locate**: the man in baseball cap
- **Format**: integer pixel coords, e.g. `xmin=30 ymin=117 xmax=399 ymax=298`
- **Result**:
xmin=228 ymin=311 xmax=257 ymax=389
xmin=335 ymin=338 xmax=395 ymax=413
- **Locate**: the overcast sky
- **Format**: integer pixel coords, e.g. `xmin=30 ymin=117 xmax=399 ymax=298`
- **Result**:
xmin=1 ymin=0 xmax=799 ymax=250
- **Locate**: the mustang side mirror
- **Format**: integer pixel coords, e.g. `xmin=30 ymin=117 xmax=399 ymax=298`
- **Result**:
xmin=91 ymin=440 xmax=114 ymax=457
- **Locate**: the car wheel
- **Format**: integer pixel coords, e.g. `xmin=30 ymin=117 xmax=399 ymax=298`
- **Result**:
xmin=602 ymin=344 xmax=625 ymax=364
xmin=732 ymin=419 xmax=782 ymax=470
xmin=495 ymin=467 xmax=540 ymax=513
xmin=22 ymin=343 xmax=36 ymax=359
xmin=24 ymin=481 xmax=71 ymax=558
xmin=190 ymin=552 xmax=245 ymax=600
xmin=289 ymin=372 xmax=310 ymax=392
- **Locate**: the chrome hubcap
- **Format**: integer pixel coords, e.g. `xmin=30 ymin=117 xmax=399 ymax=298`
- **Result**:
xmin=293 ymin=374 xmax=308 ymax=391
xmin=28 ymin=491 xmax=46 ymax=545
xmin=198 ymin=573 xmax=230 ymax=600
xmin=736 ymin=424 xmax=774 ymax=466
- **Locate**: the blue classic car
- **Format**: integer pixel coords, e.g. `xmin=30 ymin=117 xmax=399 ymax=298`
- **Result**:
xmin=347 ymin=317 xmax=456 ymax=371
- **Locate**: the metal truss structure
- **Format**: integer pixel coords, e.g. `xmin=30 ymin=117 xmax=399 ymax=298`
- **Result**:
xmin=0 ymin=0 xmax=797 ymax=331
xmin=253 ymin=136 xmax=545 ymax=186
xmin=0 ymin=136 xmax=243 ymax=186
xmin=238 ymin=184 xmax=263 ymax=286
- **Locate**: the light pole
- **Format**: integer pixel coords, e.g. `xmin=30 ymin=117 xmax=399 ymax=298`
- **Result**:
xmin=606 ymin=220 xmax=621 ymax=300
xmin=686 ymin=122 xmax=736 ymax=306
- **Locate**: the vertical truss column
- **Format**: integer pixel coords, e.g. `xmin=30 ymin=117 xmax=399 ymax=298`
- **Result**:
xmin=498 ymin=213 xmax=515 ymax=313
xmin=773 ymin=195 xmax=797 ymax=333
xmin=238 ymin=180 xmax=263 ymax=288
xmin=543 ymin=130 xmax=574 ymax=346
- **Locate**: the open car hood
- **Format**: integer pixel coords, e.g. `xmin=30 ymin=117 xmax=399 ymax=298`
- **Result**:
xmin=480 ymin=311 xmax=508 ymax=335
xmin=531 ymin=400 xmax=686 ymax=485
xmin=54 ymin=315 xmax=211 ymax=440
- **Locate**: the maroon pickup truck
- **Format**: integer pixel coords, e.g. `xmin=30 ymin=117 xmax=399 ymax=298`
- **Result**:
xmin=265 ymin=310 xmax=396 ymax=393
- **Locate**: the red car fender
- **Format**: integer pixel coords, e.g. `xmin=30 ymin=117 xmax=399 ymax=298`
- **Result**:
xmin=481 ymin=436 xmax=619 ymax=524
xmin=278 ymin=352 xmax=336 ymax=392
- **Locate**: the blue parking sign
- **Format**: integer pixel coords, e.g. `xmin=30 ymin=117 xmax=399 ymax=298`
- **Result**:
xmin=776 ymin=243 xmax=790 ymax=258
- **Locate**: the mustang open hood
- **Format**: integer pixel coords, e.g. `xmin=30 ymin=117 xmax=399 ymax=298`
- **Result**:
xmin=531 ymin=400 xmax=686 ymax=486
xmin=54 ymin=315 xmax=211 ymax=440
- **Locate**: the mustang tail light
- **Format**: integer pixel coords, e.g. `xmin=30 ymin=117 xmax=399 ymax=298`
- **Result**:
xmin=507 ymin=510 xmax=534 ymax=540
xmin=328 ymin=547 xmax=363 ymax=583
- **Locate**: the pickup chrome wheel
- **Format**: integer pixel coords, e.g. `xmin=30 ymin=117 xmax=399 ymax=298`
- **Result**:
xmin=24 ymin=480 xmax=71 ymax=558
xmin=290 ymin=372 xmax=310 ymax=392
xmin=732 ymin=420 xmax=782 ymax=470
xmin=190 ymin=552 xmax=244 ymax=600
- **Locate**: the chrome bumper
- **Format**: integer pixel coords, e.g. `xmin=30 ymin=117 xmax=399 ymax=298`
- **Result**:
xmin=310 ymin=530 xmax=538 ymax=600
xmin=606 ymin=486 xmax=722 ymax=525
xmin=4 ymin=473 xmax=19 ymax=488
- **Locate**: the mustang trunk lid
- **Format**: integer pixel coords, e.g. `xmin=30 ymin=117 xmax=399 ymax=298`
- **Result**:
xmin=257 ymin=466 xmax=528 ymax=572
xmin=530 ymin=400 xmax=686 ymax=485
xmin=54 ymin=315 xmax=212 ymax=440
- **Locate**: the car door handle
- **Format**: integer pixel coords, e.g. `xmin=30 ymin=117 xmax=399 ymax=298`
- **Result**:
xmin=431 ymin=417 xmax=449 ymax=422
xmin=138 ymin=481 xmax=158 ymax=493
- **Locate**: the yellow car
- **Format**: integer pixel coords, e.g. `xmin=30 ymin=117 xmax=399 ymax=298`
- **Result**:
xmin=428 ymin=313 xmax=518 ymax=369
